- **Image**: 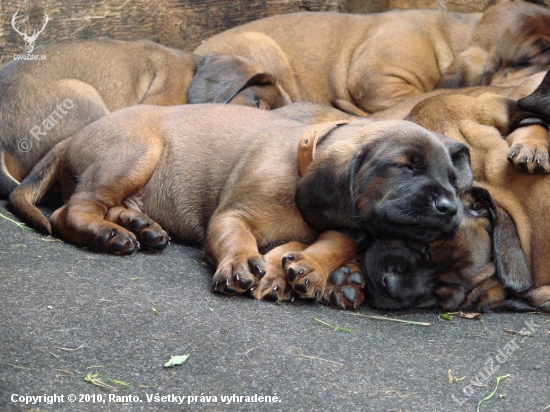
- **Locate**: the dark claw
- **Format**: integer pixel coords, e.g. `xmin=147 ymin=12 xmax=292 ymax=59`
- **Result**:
xmin=223 ymin=281 xmax=239 ymax=294
xmin=304 ymin=278 xmax=310 ymax=285
xmin=282 ymin=255 xmax=295 ymax=267
xmin=273 ymin=285 xmax=279 ymax=291
xmin=255 ymin=264 xmax=266 ymax=280
xmin=507 ymin=151 xmax=517 ymax=162
xmin=214 ymin=280 xmax=219 ymax=291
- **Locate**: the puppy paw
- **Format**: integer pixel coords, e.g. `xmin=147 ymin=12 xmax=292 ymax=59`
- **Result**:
xmin=93 ymin=227 xmax=139 ymax=255
xmin=507 ymin=143 xmax=550 ymax=174
xmin=322 ymin=259 xmax=365 ymax=309
xmin=127 ymin=215 xmax=170 ymax=251
xmin=251 ymin=273 xmax=294 ymax=302
xmin=212 ymin=254 xmax=266 ymax=295
xmin=506 ymin=125 xmax=550 ymax=174
xmin=282 ymin=252 xmax=327 ymax=300
xmin=528 ymin=286 xmax=550 ymax=313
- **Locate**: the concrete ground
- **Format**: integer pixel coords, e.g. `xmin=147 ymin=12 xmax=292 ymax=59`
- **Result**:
xmin=0 ymin=199 xmax=549 ymax=411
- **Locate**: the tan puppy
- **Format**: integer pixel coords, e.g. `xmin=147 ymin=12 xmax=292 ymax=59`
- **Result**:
xmin=0 ymin=39 xmax=289 ymax=199
xmin=195 ymin=0 xmax=550 ymax=114
xmin=8 ymin=104 xmax=464 ymax=301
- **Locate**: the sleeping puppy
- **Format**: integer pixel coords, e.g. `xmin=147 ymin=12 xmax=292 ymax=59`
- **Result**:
xmin=195 ymin=0 xmax=550 ymax=114
xmin=398 ymin=90 xmax=550 ymax=312
xmin=0 ymin=39 xmax=289 ymax=199
xmin=362 ymin=187 xmax=534 ymax=312
xmin=8 ymin=104 xmax=464 ymax=298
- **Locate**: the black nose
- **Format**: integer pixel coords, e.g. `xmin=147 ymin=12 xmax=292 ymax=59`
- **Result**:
xmin=433 ymin=196 xmax=458 ymax=220
xmin=382 ymin=273 xmax=400 ymax=299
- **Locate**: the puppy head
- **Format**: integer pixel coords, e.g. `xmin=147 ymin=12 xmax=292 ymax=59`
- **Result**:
xmin=188 ymin=53 xmax=291 ymax=109
xmin=295 ymin=120 xmax=463 ymax=243
xmin=363 ymin=187 xmax=533 ymax=312
xmin=438 ymin=0 xmax=550 ymax=88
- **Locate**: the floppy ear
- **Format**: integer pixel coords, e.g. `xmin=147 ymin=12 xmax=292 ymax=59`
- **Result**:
xmin=295 ymin=134 xmax=369 ymax=233
xmin=471 ymin=186 xmax=532 ymax=291
xmin=438 ymin=137 xmax=473 ymax=191
xmin=437 ymin=46 xmax=497 ymax=88
xmin=188 ymin=53 xmax=275 ymax=104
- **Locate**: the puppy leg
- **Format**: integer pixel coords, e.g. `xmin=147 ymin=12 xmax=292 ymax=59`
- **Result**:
xmin=506 ymin=124 xmax=550 ymax=174
xmin=282 ymin=230 xmax=359 ymax=301
xmin=105 ymin=205 xmax=170 ymax=252
xmin=50 ymin=144 xmax=163 ymax=255
xmin=207 ymin=214 xmax=268 ymax=295
xmin=322 ymin=258 xmax=366 ymax=310
xmin=251 ymin=241 xmax=307 ymax=302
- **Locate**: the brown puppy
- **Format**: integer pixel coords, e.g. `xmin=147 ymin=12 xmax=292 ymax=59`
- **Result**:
xmin=0 ymin=39 xmax=289 ymax=199
xmin=8 ymin=104 xmax=463 ymax=299
xmin=195 ymin=0 xmax=550 ymax=114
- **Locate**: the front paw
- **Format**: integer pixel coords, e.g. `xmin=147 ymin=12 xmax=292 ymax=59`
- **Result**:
xmin=212 ymin=254 xmax=266 ymax=295
xmin=251 ymin=272 xmax=294 ymax=302
xmin=507 ymin=143 xmax=550 ymax=174
xmin=322 ymin=259 xmax=365 ymax=309
xmin=507 ymin=125 xmax=550 ymax=174
xmin=282 ymin=252 xmax=327 ymax=300
xmin=94 ymin=227 xmax=139 ymax=255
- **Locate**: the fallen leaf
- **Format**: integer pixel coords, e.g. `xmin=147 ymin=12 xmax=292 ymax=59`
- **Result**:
xmin=459 ymin=312 xmax=481 ymax=320
xmin=163 ymin=355 xmax=189 ymax=368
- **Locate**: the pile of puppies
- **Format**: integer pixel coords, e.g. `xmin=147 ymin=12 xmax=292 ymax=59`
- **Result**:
xmin=3 ymin=0 xmax=550 ymax=314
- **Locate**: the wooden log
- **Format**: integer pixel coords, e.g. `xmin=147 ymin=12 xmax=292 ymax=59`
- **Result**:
xmin=0 ymin=0 xmax=340 ymax=65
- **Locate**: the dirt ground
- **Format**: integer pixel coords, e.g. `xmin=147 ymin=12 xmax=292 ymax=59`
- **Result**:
xmin=1 ymin=200 xmax=549 ymax=411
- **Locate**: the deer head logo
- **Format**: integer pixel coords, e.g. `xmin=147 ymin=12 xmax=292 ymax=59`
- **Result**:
xmin=12 ymin=11 xmax=49 ymax=54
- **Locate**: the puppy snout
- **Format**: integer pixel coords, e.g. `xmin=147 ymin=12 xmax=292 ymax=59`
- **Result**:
xmin=382 ymin=273 xmax=400 ymax=299
xmin=433 ymin=195 xmax=458 ymax=220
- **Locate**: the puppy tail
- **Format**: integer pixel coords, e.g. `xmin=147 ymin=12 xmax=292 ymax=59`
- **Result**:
xmin=0 ymin=150 xmax=19 ymax=200
xmin=8 ymin=141 xmax=66 ymax=234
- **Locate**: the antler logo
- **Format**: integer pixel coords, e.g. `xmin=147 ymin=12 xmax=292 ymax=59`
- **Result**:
xmin=12 ymin=11 xmax=49 ymax=54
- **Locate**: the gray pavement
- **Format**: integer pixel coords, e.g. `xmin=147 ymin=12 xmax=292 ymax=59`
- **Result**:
xmin=0 ymin=200 xmax=549 ymax=412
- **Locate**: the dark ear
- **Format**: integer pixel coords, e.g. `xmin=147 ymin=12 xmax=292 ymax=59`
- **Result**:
xmin=437 ymin=47 xmax=497 ymax=88
xmin=515 ymin=70 xmax=550 ymax=124
xmin=295 ymin=138 xmax=368 ymax=232
xmin=188 ymin=53 xmax=274 ymax=104
xmin=471 ymin=186 xmax=532 ymax=291
xmin=438 ymin=137 xmax=473 ymax=191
